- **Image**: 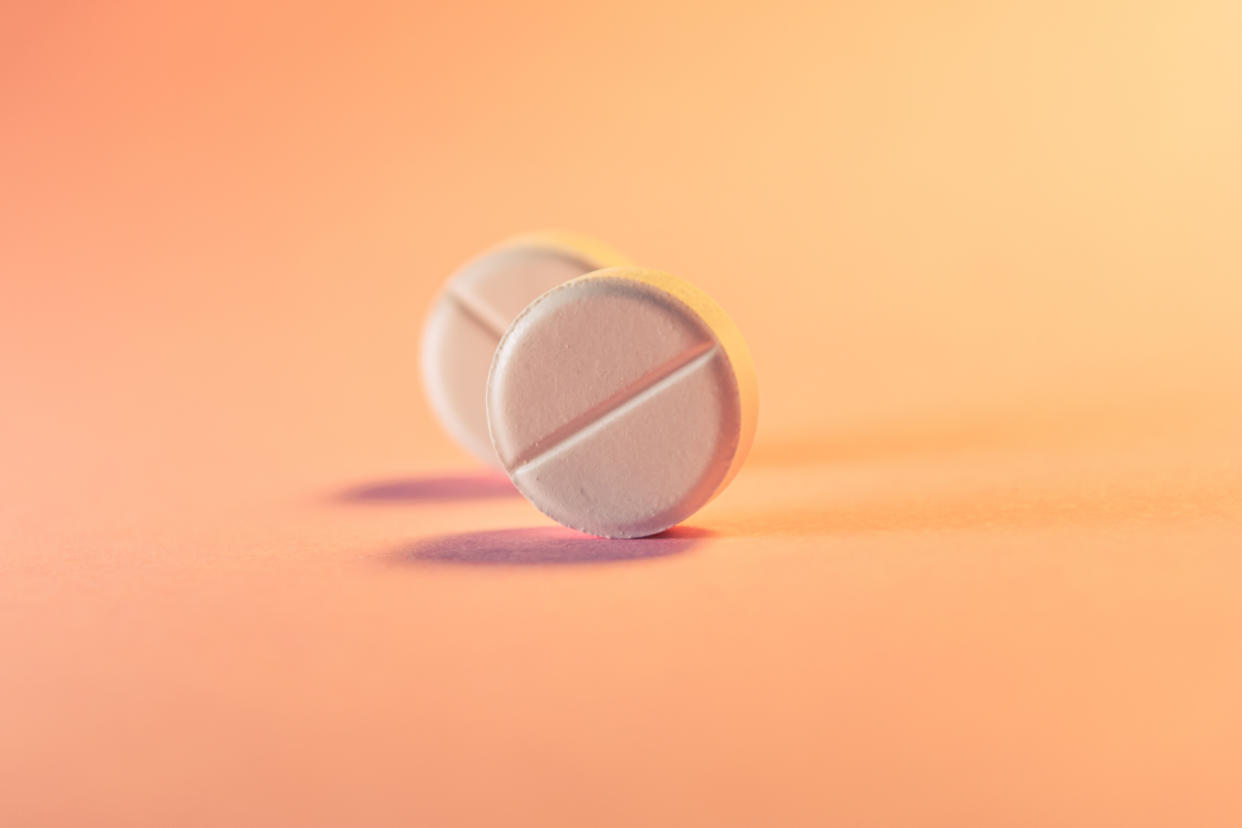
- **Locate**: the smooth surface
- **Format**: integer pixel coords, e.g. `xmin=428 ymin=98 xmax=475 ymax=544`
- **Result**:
xmin=4 ymin=3 xmax=1242 ymax=827
xmin=422 ymin=233 xmax=627 ymax=465
xmin=487 ymin=269 xmax=757 ymax=537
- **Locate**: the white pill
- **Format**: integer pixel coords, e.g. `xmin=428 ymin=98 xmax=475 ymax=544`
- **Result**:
xmin=486 ymin=267 xmax=758 ymax=538
xmin=421 ymin=233 xmax=628 ymax=465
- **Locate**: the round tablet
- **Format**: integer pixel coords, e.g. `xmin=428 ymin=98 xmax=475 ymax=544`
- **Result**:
xmin=486 ymin=267 xmax=758 ymax=538
xmin=421 ymin=232 xmax=628 ymax=465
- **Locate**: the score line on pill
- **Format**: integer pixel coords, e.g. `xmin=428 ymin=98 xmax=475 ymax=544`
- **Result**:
xmin=420 ymin=232 xmax=629 ymax=465
xmin=486 ymin=267 xmax=758 ymax=538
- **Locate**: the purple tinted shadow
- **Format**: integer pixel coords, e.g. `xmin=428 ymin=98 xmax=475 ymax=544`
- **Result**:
xmin=338 ymin=472 xmax=518 ymax=503
xmin=389 ymin=525 xmax=709 ymax=566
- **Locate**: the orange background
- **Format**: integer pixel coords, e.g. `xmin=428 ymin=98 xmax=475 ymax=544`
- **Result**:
xmin=3 ymin=2 xmax=1241 ymax=826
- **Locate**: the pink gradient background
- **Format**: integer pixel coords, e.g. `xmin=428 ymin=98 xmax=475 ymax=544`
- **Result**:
xmin=3 ymin=2 xmax=1241 ymax=826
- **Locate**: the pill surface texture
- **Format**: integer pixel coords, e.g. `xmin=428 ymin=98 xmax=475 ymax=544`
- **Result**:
xmin=421 ymin=233 xmax=628 ymax=465
xmin=487 ymin=267 xmax=758 ymax=538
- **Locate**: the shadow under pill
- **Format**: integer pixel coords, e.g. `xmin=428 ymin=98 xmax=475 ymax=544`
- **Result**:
xmin=337 ymin=472 xmax=518 ymax=503
xmin=389 ymin=525 xmax=710 ymax=567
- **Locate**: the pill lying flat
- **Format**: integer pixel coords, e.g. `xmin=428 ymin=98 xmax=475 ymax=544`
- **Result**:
xmin=421 ymin=232 xmax=628 ymax=465
xmin=487 ymin=267 xmax=758 ymax=538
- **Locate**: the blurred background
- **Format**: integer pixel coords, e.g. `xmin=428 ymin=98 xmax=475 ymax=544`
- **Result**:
xmin=6 ymin=0 xmax=1240 ymax=488
xmin=3 ymin=2 xmax=1240 ymax=826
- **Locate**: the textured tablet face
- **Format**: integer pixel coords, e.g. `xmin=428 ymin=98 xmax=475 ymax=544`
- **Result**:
xmin=420 ymin=233 xmax=627 ymax=465
xmin=487 ymin=268 xmax=758 ymax=538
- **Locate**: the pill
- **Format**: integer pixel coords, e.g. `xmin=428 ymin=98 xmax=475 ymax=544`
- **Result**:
xmin=421 ymin=232 xmax=628 ymax=465
xmin=486 ymin=267 xmax=758 ymax=538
